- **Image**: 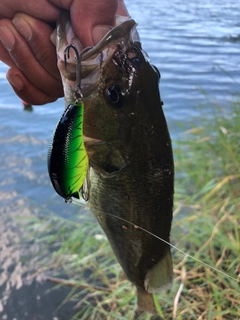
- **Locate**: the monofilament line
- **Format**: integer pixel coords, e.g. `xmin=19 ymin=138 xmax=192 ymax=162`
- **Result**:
xmin=73 ymin=200 xmax=239 ymax=283
xmin=101 ymin=211 xmax=239 ymax=283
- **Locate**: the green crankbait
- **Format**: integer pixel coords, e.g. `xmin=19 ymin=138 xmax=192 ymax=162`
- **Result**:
xmin=48 ymin=101 xmax=88 ymax=201
xmin=48 ymin=44 xmax=89 ymax=202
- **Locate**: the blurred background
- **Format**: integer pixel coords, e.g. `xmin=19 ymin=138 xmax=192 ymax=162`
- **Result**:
xmin=0 ymin=0 xmax=239 ymax=318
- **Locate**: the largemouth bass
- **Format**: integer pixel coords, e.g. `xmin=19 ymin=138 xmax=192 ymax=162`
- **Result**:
xmin=55 ymin=10 xmax=174 ymax=313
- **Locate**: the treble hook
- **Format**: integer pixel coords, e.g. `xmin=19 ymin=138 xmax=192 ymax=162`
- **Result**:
xmin=64 ymin=44 xmax=82 ymax=101
xmin=64 ymin=44 xmax=93 ymax=102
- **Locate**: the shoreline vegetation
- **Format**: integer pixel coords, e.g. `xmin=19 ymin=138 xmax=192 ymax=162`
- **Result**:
xmin=25 ymin=101 xmax=240 ymax=319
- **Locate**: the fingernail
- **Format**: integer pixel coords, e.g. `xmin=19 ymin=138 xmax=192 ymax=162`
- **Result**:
xmin=7 ymin=74 xmax=24 ymax=91
xmin=12 ymin=16 xmax=32 ymax=42
xmin=0 ymin=27 xmax=15 ymax=50
xmin=92 ymin=25 xmax=112 ymax=45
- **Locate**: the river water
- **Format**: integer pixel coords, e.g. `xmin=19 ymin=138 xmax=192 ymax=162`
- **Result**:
xmin=0 ymin=0 xmax=239 ymax=319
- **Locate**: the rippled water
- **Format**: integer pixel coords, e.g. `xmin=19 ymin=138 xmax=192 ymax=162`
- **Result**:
xmin=131 ymin=0 xmax=240 ymax=122
xmin=0 ymin=0 xmax=239 ymax=318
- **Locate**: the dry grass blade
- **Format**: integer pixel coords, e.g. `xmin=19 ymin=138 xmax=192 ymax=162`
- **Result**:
xmin=46 ymin=276 xmax=113 ymax=293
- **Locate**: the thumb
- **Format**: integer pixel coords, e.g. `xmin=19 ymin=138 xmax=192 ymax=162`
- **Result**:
xmin=70 ymin=0 xmax=118 ymax=46
xmin=49 ymin=0 xmax=118 ymax=46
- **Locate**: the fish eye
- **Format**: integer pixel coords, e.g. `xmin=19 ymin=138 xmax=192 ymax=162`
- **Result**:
xmin=106 ymin=85 xmax=124 ymax=108
xmin=152 ymin=65 xmax=161 ymax=80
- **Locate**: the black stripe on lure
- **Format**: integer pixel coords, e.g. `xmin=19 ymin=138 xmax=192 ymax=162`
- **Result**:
xmin=48 ymin=44 xmax=89 ymax=203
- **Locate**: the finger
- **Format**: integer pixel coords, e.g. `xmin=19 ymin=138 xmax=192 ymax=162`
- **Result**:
xmin=12 ymin=13 xmax=60 ymax=80
xmin=72 ymin=0 xmax=118 ymax=46
xmin=0 ymin=18 xmax=63 ymax=98
xmin=49 ymin=0 xmax=118 ymax=46
xmin=0 ymin=19 xmax=17 ymax=67
xmin=7 ymin=67 xmax=62 ymax=105
xmin=0 ymin=0 xmax=60 ymax=22
xmin=47 ymin=0 xmax=73 ymax=10
xmin=117 ymin=0 xmax=130 ymax=16
xmin=0 ymin=40 xmax=14 ymax=66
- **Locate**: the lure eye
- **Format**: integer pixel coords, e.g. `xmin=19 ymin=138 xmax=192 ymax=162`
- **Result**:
xmin=106 ymin=85 xmax=124 ymax=108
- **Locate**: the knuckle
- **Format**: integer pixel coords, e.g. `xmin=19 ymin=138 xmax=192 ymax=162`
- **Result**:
xmin=35 ymin=49 xmax=54 ymax=65
xmin=15 ymin=58 xmax=31 ymax=71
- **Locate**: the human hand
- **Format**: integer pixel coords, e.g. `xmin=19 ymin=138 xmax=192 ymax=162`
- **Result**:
xmin=0 ymin=14 xmax=63 ymax=104
xmin=0 ymin=0 xmax=129 ymax=105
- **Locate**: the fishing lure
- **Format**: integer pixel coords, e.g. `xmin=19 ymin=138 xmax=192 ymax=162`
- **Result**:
xmin=48 ymin=44 xmax=89 ymax=202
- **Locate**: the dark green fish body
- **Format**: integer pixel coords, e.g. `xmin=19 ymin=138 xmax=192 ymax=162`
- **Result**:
xmin=56 ymin=11 xmax=174 ymax=312
xmin=87 ymin=75 xmax=173 ymax=292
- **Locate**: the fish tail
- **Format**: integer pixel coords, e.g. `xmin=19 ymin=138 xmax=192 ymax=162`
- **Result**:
xmin=136 ymin=250 xmax=172 ymax=316
xmin=144 ymin=249 xmax=173 ymax=294
xmin=136 ymin=286 xmax=157 ymax=315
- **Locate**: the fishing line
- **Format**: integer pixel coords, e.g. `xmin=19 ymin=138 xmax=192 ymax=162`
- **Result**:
xmin=72 ymin=200 xmax=239 ymax=284
xmin=102 ymin=211 xmax=239 ymax=283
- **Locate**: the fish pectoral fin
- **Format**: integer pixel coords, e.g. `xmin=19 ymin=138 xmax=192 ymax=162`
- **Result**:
xmin=90 ymin=161 xmax=125 ymax=178
xmin=144 ymin=249 xmax=173 ymax=294
xmin=90 ymin=153 xmax=127 ymax=178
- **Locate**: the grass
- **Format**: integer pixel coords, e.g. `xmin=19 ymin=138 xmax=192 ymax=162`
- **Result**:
xmin=24 ymin=101 xmax=240 ymax=319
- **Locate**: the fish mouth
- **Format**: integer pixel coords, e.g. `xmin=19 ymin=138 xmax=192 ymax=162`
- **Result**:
xmin=57 ymin=14 xmax=138 ymax=59
xmin=80 ymin=18 xmax=138 ymax=61
xmin=56 ymin=14 xmax=138 ymax=84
